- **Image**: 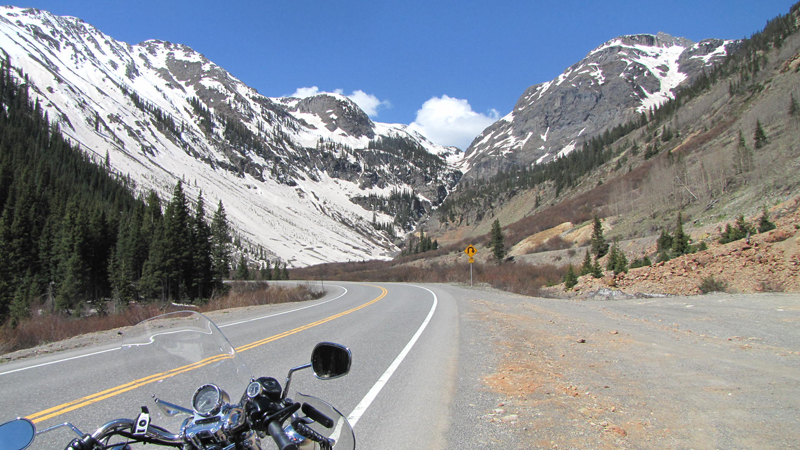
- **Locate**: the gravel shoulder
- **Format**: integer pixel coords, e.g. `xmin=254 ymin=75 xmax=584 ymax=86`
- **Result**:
xmin=445 ymin=284 xmax=800 ymax=449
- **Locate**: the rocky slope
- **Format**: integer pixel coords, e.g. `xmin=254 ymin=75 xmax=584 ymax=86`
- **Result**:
xmin=542 ymin=196 xmax=800 ymax=297
xmin=463 ymin=32 xmax=737 ymax=179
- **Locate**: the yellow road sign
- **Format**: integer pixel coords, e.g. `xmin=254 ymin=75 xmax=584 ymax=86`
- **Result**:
xmin=465 ymin=245 xmax=477 ymax=258
xmin=468 ymin=257 xmax=474 ymax=264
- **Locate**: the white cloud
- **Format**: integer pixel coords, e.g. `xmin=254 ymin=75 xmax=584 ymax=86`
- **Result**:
xmin=290 ymin=86 xmax=322 ymax=98
xmin=289 ymin=87 xmax=390 ymax=118
xmin=408 ymin=95 xmax=499 ymax=149
xmin=347 ymin=90 xmax=391 ymax=117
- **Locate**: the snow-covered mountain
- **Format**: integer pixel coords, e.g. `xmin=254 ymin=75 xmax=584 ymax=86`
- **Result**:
xmin=0 ymin=6 xmax=463 ymax=266
xmin=463 ymin=32 xmax=737 ymax=179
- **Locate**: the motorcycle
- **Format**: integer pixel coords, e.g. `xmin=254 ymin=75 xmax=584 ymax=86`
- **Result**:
xmin=0 ymin=311 xmax=355 ymax=450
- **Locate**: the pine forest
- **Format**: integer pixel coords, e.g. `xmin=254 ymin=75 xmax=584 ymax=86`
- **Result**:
xmin=0 ymin=63 xmax=234 ymax=327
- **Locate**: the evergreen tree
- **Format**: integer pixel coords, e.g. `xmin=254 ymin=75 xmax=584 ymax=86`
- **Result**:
xmin=211 ymin=201 xmax=232 ymax=285
xmin=590 ymin=215 xmax=609 ymax=258
xmin=790 ymin=93 xmax=799 ymax=117
xmin=753 ymin=119 xmax=768 ymax=149
xmin=630 ymin=255 xmax=652 ymax=269
xmin=8 ymin=283 xmax=29 ymax=327
xmin=108 ymin=231 xmax=136 ymax=306
xmin=54 ymin=199 xmax=92 ymax=312
xmin=671 ymin=212 xmax=690 ymax=256
xmin=591 ymin=257 xmax=603 ymax=278
xmin=282 ymin=262 xmax=289 ymax=280
xmin=490 ymin=219 xmax=505 ymax=261
xmin=757 ymin=205 xmax=776 ymax=233
xmin=606 ymin=243 xmax=619 ymax=272
xmin=192 ymin=192 xmax=213 ymax=299
xmin=163 ymin=181 xmax=193 ymax=300
xmin=139 ymin=222 xmax=168 ymax=301
xmin=657 ymin=229 xmax=673 ymax=254
xmin=720 ymin=215 xmax=754 ymax=244
xmin=735 ymin=130 xmax=753 ymax=174
xmin=580 ymin=249 xmax=593 ymax=276
xmin=235 ymin=254 xmax=249 ymax=280
xmin=564 ymin=264 xmax=578 ymax=291
xmin=614 ymin=247 xmax=628 ymax=275
xmin=606 ymin=241 xmax=628 ymax=275
xmin=262 ymin=260 xmax=272 ymax=281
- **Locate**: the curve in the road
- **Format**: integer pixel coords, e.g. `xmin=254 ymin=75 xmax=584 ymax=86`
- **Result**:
xmin=24 ymin=285 xmax=388 ymax=424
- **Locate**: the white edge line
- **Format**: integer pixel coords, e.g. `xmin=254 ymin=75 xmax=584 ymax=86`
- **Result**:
xmin=346 ymin=284 xmax=438 ymax=428
xmin=0 ymin=285 xmax=348 ymax=377
xmin=0 ymin=347 xmax=120 ymax=376
xmin=219 ymin=285 xmax=348 ymax=328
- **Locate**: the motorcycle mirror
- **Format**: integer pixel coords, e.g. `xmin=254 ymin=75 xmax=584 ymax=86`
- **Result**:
xmin=311 ymin=342 xmax=351 ymax=380
xmin=0 ymin=418 xmax=36 ymax=450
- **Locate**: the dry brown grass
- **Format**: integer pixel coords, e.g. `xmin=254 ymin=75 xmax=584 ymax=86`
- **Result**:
xmin=0 ymin=283 xmax=324 ymax=355
xmin=293 ymin=260 xmax=566 ymax=298
xmin=201 ymin=282 xmax=323 ymax=311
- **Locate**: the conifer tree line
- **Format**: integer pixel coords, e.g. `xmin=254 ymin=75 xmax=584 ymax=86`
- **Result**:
xmin=0 ymin=64 xmax=236 ymax=327
xmin=400 ymin=229 xmax=439 ymax=257
xmin=354 ymin=189 xmax=427 ymax=231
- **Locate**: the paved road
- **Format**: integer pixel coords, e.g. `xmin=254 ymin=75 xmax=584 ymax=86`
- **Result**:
xmin=0 ymin=282 xmax=459 ymax=449
xmin=2 ymin=283 xmax=799 ymax=449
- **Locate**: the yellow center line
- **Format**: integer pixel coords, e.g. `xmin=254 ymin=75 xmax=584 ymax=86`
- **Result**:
xmin=26 ymin=284 xmax=388 ymax=424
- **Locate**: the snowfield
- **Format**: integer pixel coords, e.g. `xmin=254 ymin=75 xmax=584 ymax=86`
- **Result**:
xmin=0 ymin=6 xmax=463 ymax=267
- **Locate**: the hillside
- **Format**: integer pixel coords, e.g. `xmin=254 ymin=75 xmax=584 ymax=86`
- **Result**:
xmin=427 ymin=3 xmax=800 ymax=273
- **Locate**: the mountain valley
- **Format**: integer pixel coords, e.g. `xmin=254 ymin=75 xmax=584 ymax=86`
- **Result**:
xmin=1 ymin=3 xmax=799 ymax=299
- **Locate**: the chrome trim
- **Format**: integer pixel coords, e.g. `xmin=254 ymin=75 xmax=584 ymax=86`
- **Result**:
xmin=283 ymin=363 xmax=312 ymax=399
xmin=154 ymin=398 xmax=193 ymax=417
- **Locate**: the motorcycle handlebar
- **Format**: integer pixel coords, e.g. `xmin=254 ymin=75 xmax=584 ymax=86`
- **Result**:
xmin=65 ymin=418 xmax=183 ymax=449
xmin=267 ymin=420 xmax=298 ymax=450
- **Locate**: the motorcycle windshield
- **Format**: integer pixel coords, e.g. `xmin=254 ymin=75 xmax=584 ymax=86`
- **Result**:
xmin=118 ymin=311 xmax=252 ymax=433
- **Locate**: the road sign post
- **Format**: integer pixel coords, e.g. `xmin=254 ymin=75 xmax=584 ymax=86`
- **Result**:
xmin=464 ymin=245 xmax=477 ymax=287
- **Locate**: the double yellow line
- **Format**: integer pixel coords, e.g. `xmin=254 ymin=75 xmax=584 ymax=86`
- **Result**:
xmin=26 ymin=285 xmax=387 ymax=424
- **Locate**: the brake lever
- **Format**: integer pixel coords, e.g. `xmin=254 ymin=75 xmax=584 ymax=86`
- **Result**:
xmin=262 ymin=402 xmax=301 ymax=429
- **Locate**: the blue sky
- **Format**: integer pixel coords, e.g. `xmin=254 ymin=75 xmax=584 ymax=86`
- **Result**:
xmin=12 ymin=0 xmax=798 ymax=148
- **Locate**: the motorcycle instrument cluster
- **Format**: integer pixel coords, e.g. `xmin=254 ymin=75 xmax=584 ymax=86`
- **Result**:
xmin=191 ymin=384 xmax=229 ymax=417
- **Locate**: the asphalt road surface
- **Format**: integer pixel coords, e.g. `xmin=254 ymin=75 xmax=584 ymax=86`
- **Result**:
xmin=1 ymin=282 xmax=798 ymax=449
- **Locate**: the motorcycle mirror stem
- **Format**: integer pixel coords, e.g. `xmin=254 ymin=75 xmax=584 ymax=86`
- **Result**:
xmin=281 ymin=362 xmax=312 ymax=400
xmin=0 ymin=418 xmax=93 ymax=450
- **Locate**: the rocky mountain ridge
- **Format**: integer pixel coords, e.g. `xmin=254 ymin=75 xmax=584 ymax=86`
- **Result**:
xmin=463 ymin=32 xmax=738 ymax=179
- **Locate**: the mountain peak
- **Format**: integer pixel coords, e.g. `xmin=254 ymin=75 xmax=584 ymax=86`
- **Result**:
xmin=283 ymin=93 xmax=376 ymax=139
xmin=0 ymin=6 xmax=461 ymax=266
xmin=463 ymin=31 xmax=733 ymax=180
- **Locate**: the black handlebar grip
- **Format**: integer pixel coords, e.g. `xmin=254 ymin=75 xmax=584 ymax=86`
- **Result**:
xmin=267 ymin=420 xmax=298 ymax=450
xmin=65 ymin=434 xmax=98 ymax=450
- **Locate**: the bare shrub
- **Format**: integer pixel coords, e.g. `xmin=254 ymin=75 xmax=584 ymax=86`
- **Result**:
xmin=699 ymin=275 xmax=728 ymax=294
xmin=759 ymin=279 xmax=785 ymax=293
xmin=0 ymin=284 xmax=324 ymax=354
xmin=201 ymin=282 xmax=324 ymax=311
xmin=534 ymin=236 xmax=573 ymax=253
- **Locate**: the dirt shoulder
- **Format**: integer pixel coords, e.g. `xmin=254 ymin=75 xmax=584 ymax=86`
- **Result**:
xmin=456 ymin=286 xmax=800 ymax=449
